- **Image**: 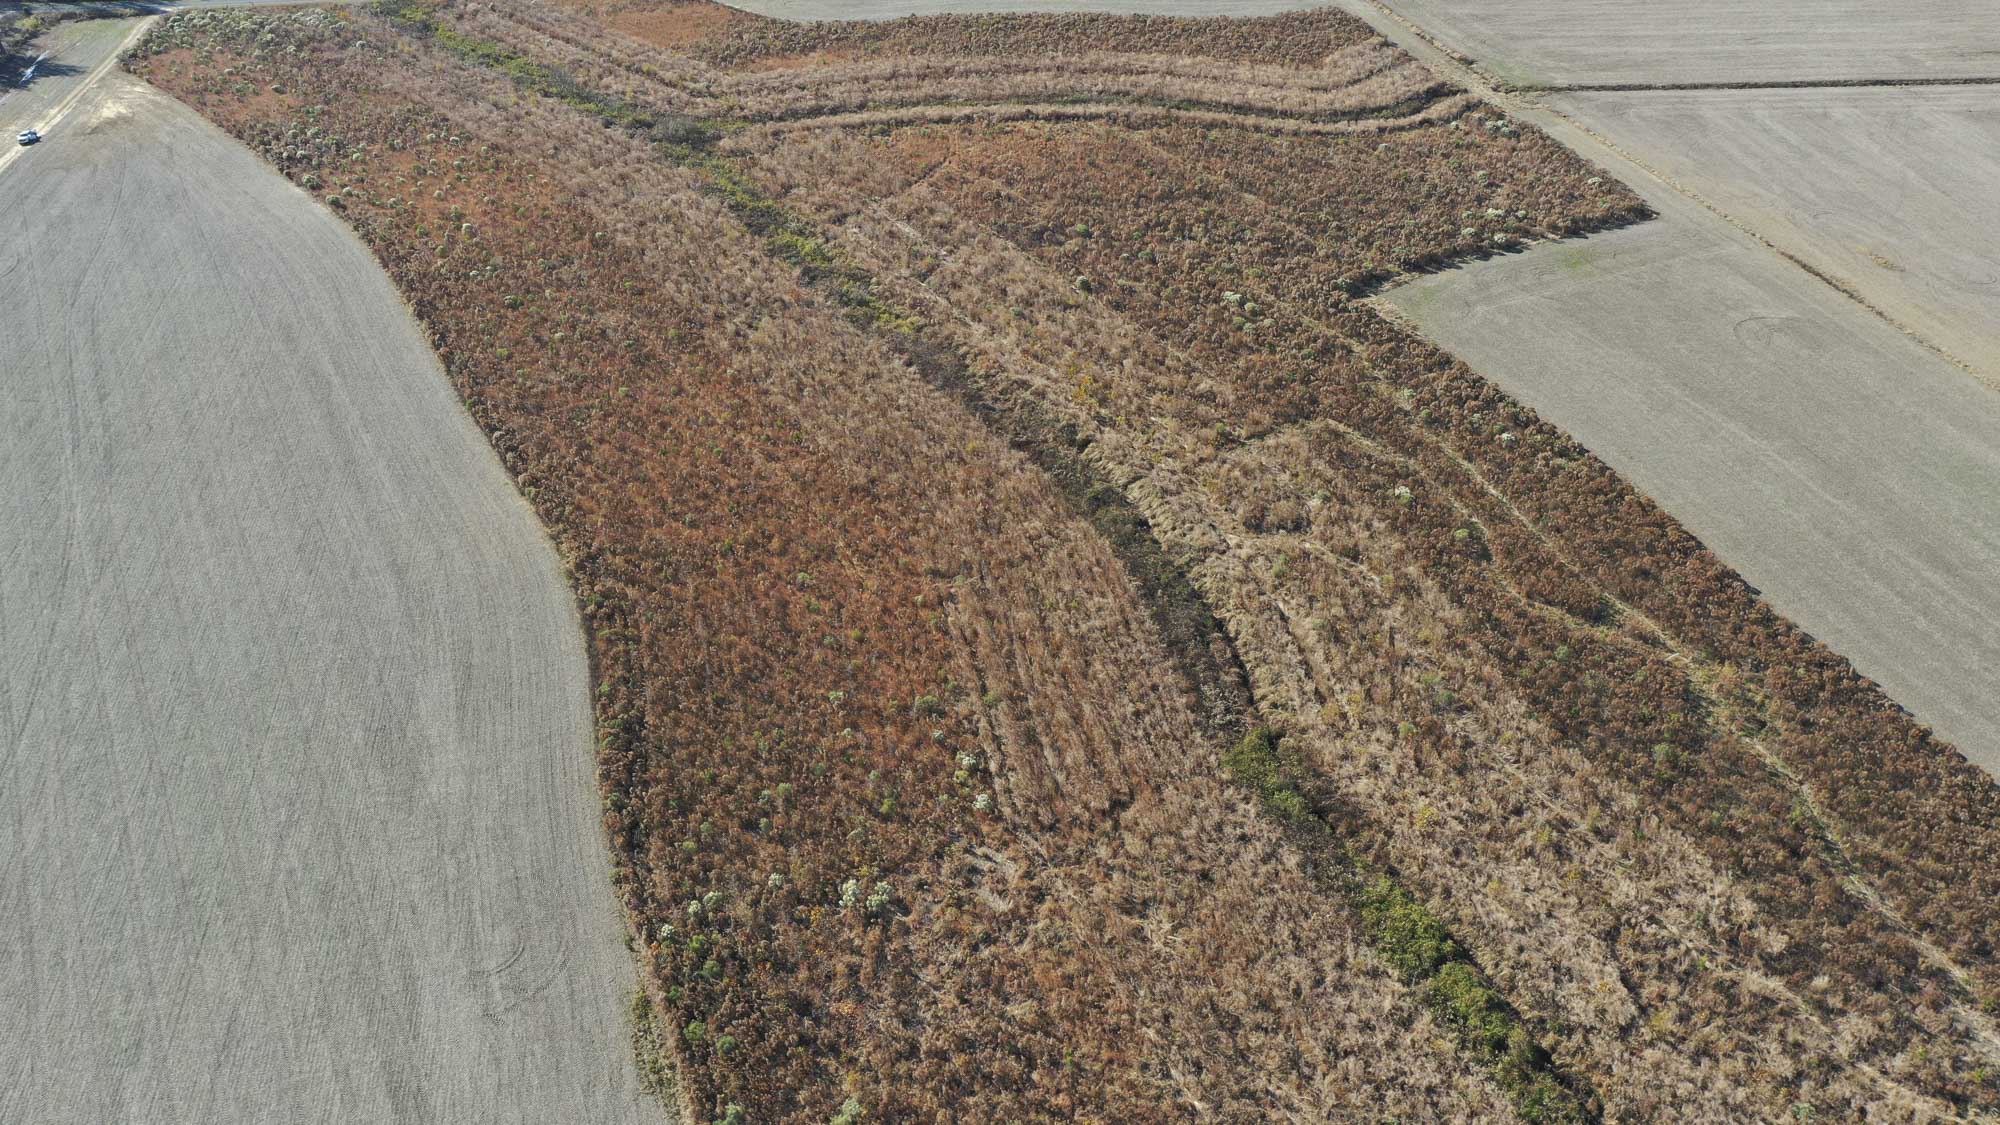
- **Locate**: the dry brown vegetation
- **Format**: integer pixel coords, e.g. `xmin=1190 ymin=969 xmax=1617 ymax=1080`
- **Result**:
xmin=133 ymin=2 xmax=2000 ymax=1122
xmin=564 ymin=0 xmax=747 ymax=49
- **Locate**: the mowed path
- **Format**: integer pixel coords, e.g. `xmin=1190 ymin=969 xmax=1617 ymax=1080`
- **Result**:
xmin=0 ymin=72 xmax=659 ymax=1123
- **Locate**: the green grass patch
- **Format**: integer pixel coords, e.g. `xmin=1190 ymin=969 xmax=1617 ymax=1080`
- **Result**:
xmin=628 ymin=989 xmax=678 ymax=1103
xmin=1358 ymin=874 xmax=1460 ymax=980
xmin=1223 ymin=726 xmax=1314 ymax=824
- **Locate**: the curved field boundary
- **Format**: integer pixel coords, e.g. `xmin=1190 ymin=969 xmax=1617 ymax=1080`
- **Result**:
xmin=0 ymin=72 xmax=662 ymax=1123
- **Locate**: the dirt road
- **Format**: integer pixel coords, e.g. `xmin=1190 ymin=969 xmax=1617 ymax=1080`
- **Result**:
xmin=0 ymin=69 xmax=661 ymax=1123
xmin=0 ymin=17 xmax=151 ymax=176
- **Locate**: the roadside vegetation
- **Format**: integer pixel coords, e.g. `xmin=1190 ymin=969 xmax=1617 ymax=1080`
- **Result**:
xmin=133 ymin=3 xmax=2000 ymax=1121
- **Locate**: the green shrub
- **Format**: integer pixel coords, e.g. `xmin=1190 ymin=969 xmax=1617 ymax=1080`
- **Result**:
xmin=1425 ymin=961 xmax=1510 ymax=1056
xmin=1357 ymin=877 xmax=1457 ymax=981
xmin=1223 ymin=728 xmax=1313 ymax=824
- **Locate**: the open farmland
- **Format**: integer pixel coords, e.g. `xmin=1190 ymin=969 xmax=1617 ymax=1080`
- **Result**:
xmin=1386 ymin=202 xmax=2000 ymax=776
xmin=717 ymin=0 xmax=1326 ymax=19
xmin=131 ymin=2 xmax=2000 ymax=1121
xmin=1352 ymin=0 xmax=2000 ymax=88
xmin=0 ymin=61 xmax=654 ymax=1124
xmin=1546 ymin=85 xmax=2000 ymax=381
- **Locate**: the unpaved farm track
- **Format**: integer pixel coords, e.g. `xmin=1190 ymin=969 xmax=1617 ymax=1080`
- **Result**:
xmin=0 ymin=73 xmax=658 ymax=1124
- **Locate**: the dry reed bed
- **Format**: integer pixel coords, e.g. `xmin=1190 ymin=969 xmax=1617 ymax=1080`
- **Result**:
xmin=129 ymin=8 xmax=1544 ymax=1121
xmin=443 ymin=2 xmax=715 ymax=109
xmin=564 ymin=0 xmax=747 ymax=51
xmin=464 ymin=0 xmax=721 ymax=86
xmin=516 ymin=0 xmax=2000 ymax=1112
xmin=461 ymin=0 xmax=1456 ymax=128
xmin=734 ymin=113 xmax=2000 ymax=1117
xmin=781 ymin=174 xmax=1975 ymax=1118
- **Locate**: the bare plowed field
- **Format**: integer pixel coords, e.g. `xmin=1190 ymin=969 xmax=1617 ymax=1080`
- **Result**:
xmin=1366 ymin=0 xmax=2000 ymax=87
xmin=0 ymin=73 xmax=659 ymax=1124
xmin=1385 ymin=217 xmax=2000 ymax=775
xmin=1550 ymin=84 xmax=2000 ymax=380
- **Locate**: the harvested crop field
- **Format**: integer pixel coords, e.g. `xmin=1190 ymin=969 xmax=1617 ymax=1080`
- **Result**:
xmin=1384 ymin=216 xmax=2000 ymax=776
xmin=1546 ymin=84 xmax=2000 ymax=381
xmin=722 ymin=0 xmax=1327 ymax=20
xmin=131 ymin=2 xmax=2000 ymax=1121
xmin=0 ymin=68 xmax=654 ymax=1124
xmin=1361 ymin=0 xmax=2000 ymax=87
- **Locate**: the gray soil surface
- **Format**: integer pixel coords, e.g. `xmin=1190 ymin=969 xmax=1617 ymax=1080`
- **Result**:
xmin=727 ymin=0 xmax=1328 ymax=19
xmin=0 ymin=67 xmax=662 ymax=1124
xmin=1364 ymin=0 xmax=2000 ymax=87
xmin=0 ymin=17 xmax=140 ymax=154
xmin=3 ymin=1 xmax=362 ymax=15
xmin=1348 ymin=0 xmax=2000 ymax=777
xmin=1385 ymin=220 xmax=2000 ymax=776
xmin=1549 ymin=84 xmax=2000 ymax=381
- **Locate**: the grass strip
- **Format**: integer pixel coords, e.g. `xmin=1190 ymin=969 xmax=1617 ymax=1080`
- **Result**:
xmin=1228 ymin=728 xmax=1592 ymax=1123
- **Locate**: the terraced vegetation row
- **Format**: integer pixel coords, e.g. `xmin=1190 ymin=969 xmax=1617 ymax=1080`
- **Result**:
xmin=133 ymin=3 xmax=2000 ymax=1121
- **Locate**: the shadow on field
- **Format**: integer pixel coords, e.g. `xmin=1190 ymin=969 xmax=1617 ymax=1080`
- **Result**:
xmin=4 ymin=56 xmax=83 ymax=88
